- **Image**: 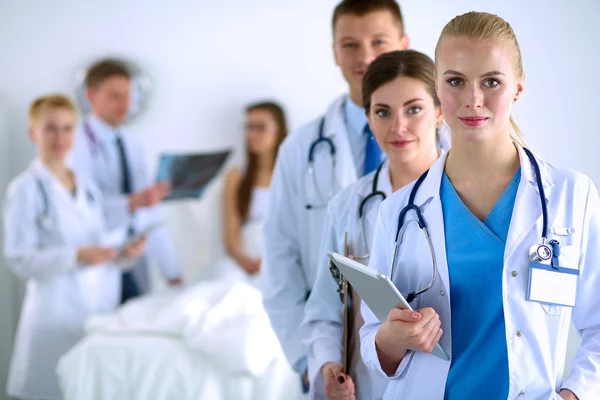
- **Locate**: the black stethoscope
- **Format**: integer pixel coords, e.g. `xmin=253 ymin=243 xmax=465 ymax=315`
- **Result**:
xmin=36 ymin=177 xmax=95 ymax=231
xmin=305 ymin=117 xmax=337 ymax=210
xmin=353 ymin=161 xmax=387 ymax=260
xmin=391 ymin=147 xmax=557 ymax=304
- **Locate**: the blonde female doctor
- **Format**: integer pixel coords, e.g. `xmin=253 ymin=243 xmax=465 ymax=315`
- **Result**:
xmin=303 ymin=50 xmax=447 ymax=400
xmin=361 ymin=12 xmax=600 ymax=400
xmin=3 ymin=94 xmax=145 ymax=400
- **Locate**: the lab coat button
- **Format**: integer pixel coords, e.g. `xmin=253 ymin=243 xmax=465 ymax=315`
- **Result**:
xmin=517 ymin=330 xmax=524 ymax=337
xmin=511 ymin=271 xmax=518 ymax=277
xmin=519 ymin=391 xmax=526 ymax=397
xmin=440 ymin=290 xmax=446 ymax=296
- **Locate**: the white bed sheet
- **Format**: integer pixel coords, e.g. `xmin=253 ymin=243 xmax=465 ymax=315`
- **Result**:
xmin=57 ymin=332 xmax=300 ymax=400
xmin=56 ymin=220 xmax=303 ymax=400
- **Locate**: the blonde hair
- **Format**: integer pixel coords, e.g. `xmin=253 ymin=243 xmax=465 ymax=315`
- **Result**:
xmin=434 ymin=11 xmax=528 ymax=148
xmin=29 ymin=94 xmax=76 ymax=129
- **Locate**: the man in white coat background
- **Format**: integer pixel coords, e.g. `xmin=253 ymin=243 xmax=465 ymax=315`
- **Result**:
xmin=260 ymin=0 xmax=410 ymax=394
xmin=70 ymin=59 xmax=182 ymax=304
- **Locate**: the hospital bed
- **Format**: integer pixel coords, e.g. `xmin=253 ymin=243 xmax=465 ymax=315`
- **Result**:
xmin=56 ymin=278 xmax=301 ymax=400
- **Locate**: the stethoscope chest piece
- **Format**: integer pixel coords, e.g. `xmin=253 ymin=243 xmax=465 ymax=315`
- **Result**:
xmin=528 ymin=243 xmax=552 ymax=263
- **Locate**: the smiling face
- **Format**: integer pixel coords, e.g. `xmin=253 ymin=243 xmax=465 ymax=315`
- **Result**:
xmin=435 ymin=37 xmax=524 ymax=143
xmin=87 ymin=75 xmax=131 ymax=127
xmin=367 ymin=76 xmax=442 ymax=165
xmin=333 ymin=10 xmax=408 ymax=103
xmin=29 ymin=107 xmax=76 ymax=162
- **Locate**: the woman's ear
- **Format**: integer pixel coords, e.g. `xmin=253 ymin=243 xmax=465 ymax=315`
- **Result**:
xmin=514 ymin=71 xmax=526 ymax=103
xmin=435 ymin=107 xmax=444 ymax=128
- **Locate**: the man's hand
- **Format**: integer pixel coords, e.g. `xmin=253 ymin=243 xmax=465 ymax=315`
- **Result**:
xmin=168 ymin=277 xmax=183 ymax=286
xmin=129 ymin=182 xmax=171 ymax=212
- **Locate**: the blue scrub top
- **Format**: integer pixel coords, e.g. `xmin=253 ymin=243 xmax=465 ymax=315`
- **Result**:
xmin=441 ymin=169 xmax=521 ymax=400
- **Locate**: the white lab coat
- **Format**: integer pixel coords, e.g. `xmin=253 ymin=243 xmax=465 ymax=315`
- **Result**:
xmin=303 ymin=162 xmax=391 ymax=400
xmin=3 ymin=160 xmax=121 ymax=400
xmin=69 ymin=115 xmax=180 ymax=292
xmin=361 ymin=145 xmax=600 ymax=399
xmin=261 ymin=95 xmax=359 ymax=370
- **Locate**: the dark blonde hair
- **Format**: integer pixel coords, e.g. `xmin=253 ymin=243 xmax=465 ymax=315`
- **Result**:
xmin=435 ymin=11 xmax=527 ymax=148
xmin=332 ymin=0 xmax=404 ymax=37
xmin=86 ymin=59 xmax=131 ymax=89
xmin=29 ymin=94 xmax=76 ymax=128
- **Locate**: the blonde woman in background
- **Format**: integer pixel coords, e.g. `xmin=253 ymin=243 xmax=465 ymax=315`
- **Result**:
xmin=3 ymin=94 xmax=145 ymax=400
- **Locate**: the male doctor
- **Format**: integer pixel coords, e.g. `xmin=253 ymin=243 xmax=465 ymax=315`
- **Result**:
xmin=261 ymin=0 xmax=409 ymax=393
xmin=70 ymin=59 xmax=182 ymax=303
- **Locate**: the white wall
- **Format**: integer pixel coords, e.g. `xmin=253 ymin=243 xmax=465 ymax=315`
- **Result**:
xmin=1 ymin=0 xmax=598 ymax=398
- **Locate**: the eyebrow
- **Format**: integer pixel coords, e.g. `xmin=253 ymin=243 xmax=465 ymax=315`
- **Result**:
xmin=443 ymin=70 xmax=505 ymax=78
xmin=372 ymin=98 xmax=424 ymax=108
xmin=339 ymin=33 xmax=390 ymax=42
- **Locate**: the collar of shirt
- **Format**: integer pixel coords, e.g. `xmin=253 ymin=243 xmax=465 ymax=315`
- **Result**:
xmin=88 ymin=114 xmax=124 ymax=144
xmin=343 ymin=95 xmax=367 ymax=136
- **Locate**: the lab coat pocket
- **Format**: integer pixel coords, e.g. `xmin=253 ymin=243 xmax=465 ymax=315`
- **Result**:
xmin=540 ymin=246 xmax=580 ymax=316
xmin=551 ymin=226 xmax=575 ymax=246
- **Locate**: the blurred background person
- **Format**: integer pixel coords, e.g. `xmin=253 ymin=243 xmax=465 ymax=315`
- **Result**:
xmin=69 ymin=59 xmax=182 ymax=304
xmin=3 ymin=94 xmax=145 ymax=400
xmin=221 ymin=101 xmax=287 ymax=280
xmin=55 ymin=101 xmax=300 ymax=400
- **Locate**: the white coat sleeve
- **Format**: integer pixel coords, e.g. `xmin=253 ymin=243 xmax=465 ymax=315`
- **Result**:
xmin=303 ymin=203 xmax=343 ymax=396
xmin=68 ymin=131 xmax=131 ymax=229
xmin=561 ymin=178 xmax=600 ymax=399
xmin=3 ymin=178 xmax=79 ymax=280
xmin=130 ymin=139 xmax=181 ymax=280
xmin=359 ymin=204 xmax=414 ymax=379
xmin=261 ymin=140 xmax=309 ymax=370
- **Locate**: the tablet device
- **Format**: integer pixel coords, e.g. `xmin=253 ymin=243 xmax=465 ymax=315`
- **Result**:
xmin=328 ymin=251 xmax=449 ymax=361
xmin=120 ymin=222 xmax=164 ymax=251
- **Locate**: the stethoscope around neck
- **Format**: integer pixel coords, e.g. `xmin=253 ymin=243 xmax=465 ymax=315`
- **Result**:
xmin=353 ymin=161 xmax=387 ymax=260
xmin=390 ymin=147 xmax=553 ymax=304
xmin=305 ymin=117 xmax=337 ymax=210
xmin=35 ymin=177 xmax=95 ymax=231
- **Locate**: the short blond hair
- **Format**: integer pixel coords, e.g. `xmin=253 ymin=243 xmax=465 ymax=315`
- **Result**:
xmin=435 ymin=11 xmax=527 ymax=148
xmin=29 ymin=94 xmax=76 ymax=128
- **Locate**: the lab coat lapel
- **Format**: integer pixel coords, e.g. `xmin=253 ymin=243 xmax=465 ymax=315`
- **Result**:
xmin=324 ymin=96 xmax=357 ymax=187
xmin=413 ymin=154 xmax=451 ymax=295
xmin=504 ymin=145 xmax=553 ymax=263
xmin=357 ymin=162 xmax=391 ymax=233
xmin=31 ymin=161 xmax=97 ymax=246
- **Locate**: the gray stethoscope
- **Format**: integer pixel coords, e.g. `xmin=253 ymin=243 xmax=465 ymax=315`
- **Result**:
xmin=36 ymin=177 xmax=95 ymax=231
xmin=352 ymin=162 xmax=387 ymax=260
xmin=84 ymin=121 xmax=106 ymax=156
xmin=392 ymin=147 xmax=557 ymax=304
xmin=305 ymin=117 xmax=336 ymax=210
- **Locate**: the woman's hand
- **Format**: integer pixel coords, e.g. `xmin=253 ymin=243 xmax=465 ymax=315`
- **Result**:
xmin=239 ymin=256 xmax=261 ymax=274
xmin=77 ymin=247 xmax=118 ymax=265
xmin=321 ymin=362 xmax=355 ymax=400
xmin=122 ymin=236 xmax=147 ymax=258
xmin=375 ymin=307 xmax=443 ymax=375
xmin=558 ymin=389 xmax=579 ymax=400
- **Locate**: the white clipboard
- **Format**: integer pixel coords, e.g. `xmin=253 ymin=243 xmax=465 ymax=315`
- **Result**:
xmin=328 ymin=251 xmax=449 ymax=361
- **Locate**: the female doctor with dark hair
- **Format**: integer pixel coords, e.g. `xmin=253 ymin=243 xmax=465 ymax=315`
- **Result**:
xmin=303 ymin=49 xmax=447 ymax=400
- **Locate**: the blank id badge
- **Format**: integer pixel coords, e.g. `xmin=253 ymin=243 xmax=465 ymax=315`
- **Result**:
xmin=527 ymin=262 xmax=579 ymax=307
